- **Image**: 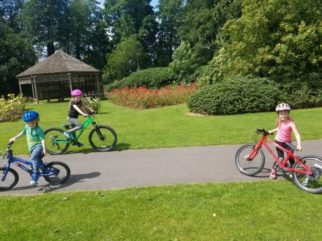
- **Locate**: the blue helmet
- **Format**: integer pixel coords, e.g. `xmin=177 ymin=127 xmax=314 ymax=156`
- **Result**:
xmin=22 ymin=111 xmax=39 ymax=122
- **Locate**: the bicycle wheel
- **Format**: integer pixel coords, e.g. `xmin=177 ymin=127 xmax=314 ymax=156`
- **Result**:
xmin=235 ymin=144 xmax=265 ymax=176
xmin=43 ymin=161 xmax=71 ymax=185
xmin=0 ymin=167 xmax=19 ymax=191
xmin=293 ymin=155 xmax=322 ymax=194
xmin=45 ymin=128 xmax=70 ymax=155
xmin=89 ymin=125 xmax=117 ymax=151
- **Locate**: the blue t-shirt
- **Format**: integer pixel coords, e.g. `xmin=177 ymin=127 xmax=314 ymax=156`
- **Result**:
xmin=22 ymin=125 xmax=45 ymax=152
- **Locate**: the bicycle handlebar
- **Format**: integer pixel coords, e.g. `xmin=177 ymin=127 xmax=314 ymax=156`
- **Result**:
xmin=256 ymin=129 xmax=271 ymax=136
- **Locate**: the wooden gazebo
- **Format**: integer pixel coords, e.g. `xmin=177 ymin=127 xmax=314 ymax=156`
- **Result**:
xmin=17 ymin=50 xmax=104 ymax=101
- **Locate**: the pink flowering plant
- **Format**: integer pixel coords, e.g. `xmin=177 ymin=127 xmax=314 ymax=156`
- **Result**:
xmin=109 ymin=84 xmax=198 ymax=109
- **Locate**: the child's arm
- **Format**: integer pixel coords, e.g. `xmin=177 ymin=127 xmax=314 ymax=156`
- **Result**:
xmin=73 ymin=104 xmax=88 ymax=117
xmin=84 ymin=105 xmax=94 ymax=113
xmin=9 ymin=131 xmax=25 ymax=143
xmin=291 ymin=122 xmax=302 ymax=151
xmin=268 ymin=128 xmax=278 ymax=134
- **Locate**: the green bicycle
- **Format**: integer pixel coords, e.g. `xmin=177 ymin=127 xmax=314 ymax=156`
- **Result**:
xmin=44 ymin=115 xmax=117 ymax=155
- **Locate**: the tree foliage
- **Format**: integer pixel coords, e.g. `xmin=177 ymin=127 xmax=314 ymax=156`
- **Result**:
xmin=104 ymin=36 xmax=147 ymax=81
xmin=22 ymin=0 xmax=69 ymax=56
xmin=62 ymin=0 xmax=109 ymax=69
xmin=0 ymin=20 xmax=36 ymax=95
xmin=207 ymin=0 xmax=322 ymax=83
xmin=154 ymin=0 xmax=183 ymax=66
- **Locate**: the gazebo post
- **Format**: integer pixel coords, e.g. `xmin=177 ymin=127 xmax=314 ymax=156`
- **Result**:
xmin=96 ymin=73 xmax=101 ymax=99
xmin=31 ymin=76 xmax=36 ymax=100
xmin=18 ymin=82 xmax=22 ymax=96
xmin=68 ymin=73 xmax=73 ymax=94
xmin=33 ymin=76 xmax=39 ymax=104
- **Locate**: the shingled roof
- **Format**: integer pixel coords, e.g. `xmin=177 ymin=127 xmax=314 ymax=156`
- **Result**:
xmin=17 ymin=50 xmax=99 ymax=78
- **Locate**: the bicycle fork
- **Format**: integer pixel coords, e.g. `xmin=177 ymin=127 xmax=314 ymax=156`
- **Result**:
xmin=94 ymin=126 xmax=105 ymax=141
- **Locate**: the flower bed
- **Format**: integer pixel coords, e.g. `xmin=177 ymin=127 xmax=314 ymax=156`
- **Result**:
xmin=108 ymin=84 xmax=198 ymax=109
xmin=0 ymin=94 xmax=26 ymax=122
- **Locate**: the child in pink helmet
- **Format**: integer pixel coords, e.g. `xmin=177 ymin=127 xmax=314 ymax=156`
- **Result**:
xmin=268 ymin=103 xmax=302 ymax=179
xmin=64 ymin=89 xmax=94 ymax=146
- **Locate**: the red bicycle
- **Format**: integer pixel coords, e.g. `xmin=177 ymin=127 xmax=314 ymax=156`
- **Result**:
xmin=235 ymin=129 xmax=322 ymax=194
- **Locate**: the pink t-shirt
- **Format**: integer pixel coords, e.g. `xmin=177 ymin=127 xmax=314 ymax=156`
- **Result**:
xmin=275 ymin=120 xmax=294 ymax=143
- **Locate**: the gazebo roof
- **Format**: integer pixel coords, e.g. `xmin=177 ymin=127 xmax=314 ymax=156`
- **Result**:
xmin=17 ymin=50 xmax=99 ymax=78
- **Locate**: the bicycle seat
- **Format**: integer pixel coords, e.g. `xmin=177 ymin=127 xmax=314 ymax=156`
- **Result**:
xmin=285 ymin=143 xmax=297 ymax=151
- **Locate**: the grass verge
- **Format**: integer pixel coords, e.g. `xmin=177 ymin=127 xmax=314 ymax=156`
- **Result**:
xmin=0 ymin=181 xmax=321 ymax=241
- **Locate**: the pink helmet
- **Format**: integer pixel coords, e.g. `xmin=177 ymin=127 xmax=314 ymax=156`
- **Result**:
xmin=71 ymin=89 xmax=83 ymax=97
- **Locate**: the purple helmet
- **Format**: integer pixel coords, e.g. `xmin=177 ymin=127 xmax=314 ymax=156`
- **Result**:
xmin=71 ymin=89 xmax=83 ymax=97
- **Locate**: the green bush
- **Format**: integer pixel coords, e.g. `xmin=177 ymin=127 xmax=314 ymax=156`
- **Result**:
xmin=106 ymin=67 xmax=177 ymax=91
xmin=188 ymin=77 xmax=281 ymax=115
xmin=280 ymin=82 xmax=322 ymax=109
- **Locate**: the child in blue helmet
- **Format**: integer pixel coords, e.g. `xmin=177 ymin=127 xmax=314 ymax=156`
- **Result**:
xmin=9 ymin=111 xmax=46 ymax=186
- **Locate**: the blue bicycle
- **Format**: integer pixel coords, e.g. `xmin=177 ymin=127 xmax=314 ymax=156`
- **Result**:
xmin=0 ymin=142 xmax=71 ymax=190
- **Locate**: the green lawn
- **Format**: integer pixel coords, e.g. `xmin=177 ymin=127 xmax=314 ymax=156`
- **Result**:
xmin=0 ymin=181 xmax=321 ymax=241
xmin=1 ymin=100 xmax=322 ymax=155
xmin=1 ymin=101 xmax=322 ymax=241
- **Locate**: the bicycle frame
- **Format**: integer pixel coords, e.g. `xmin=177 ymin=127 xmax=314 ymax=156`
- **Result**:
xmin=2 ymin=147 xmax=50 ymax=178
xmin=67 ymin=116 xmax=96 ymax=142
xmin=248 ymin=134 xmax=312 ymax=176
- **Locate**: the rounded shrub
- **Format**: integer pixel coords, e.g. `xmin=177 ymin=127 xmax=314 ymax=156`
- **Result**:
xmin=280 ymin=82 xmax=322 ymax=109
xmin=188 ymin=77 xmax=282 ymax=115
xmin=106 ymin=67 xmax=177 ymax=91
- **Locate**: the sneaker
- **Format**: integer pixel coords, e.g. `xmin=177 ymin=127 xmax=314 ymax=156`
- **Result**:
xmin=30 ymin=180 xmax=38 ymax=186
xmin=75 ymin=141 xmax=83 ymax=147
xmin=269 ymin=169 xmax=277 ymax=180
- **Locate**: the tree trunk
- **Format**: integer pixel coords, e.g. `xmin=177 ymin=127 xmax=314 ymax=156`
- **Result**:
xmin=47 ymin=41 xmax=55 ymax=57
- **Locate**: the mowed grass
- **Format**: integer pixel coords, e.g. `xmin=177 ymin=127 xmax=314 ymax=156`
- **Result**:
xmin=0 ymin=181 xmax=322 ymax=241
xmin=1 ymin=101 xmax=322 ymax=241
xmin=0 ymin=100 xmax=322 ymax=155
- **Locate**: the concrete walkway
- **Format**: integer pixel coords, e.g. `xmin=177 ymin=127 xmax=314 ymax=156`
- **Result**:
xmin=1 ymin=140 xmax=322 ymax=195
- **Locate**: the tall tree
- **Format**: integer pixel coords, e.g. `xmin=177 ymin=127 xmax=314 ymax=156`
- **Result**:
xmin=22 ymin=0 xmax=69 ymax=57
xmin=0 ymin=0 xmax=25 ymax=32
xmin=154 ymin=0 xmax=183 ymax=66
xmin=104 ymin=0 xmax=155 ymax=44
xmin=104 ymin=36 xmax=147 ymax=81
xmin=209 ymin=0 xmax=322 ymax=83
xmin=0 ymin=20 xmax=36 ymax=95
xmin=104 ymin=0 xmax=157 ymax=67
xmin=59 ymin=0 xmax=109 ymax=69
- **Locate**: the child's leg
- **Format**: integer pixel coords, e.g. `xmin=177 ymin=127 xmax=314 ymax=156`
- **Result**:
xmin=270 ymin=141 xmax=285 ymax=179
xmin=30 ymin=145 xmax=43 ymax=184
xmin=285 ymin=143 xmax=295 ymax=166
xmin=67 ymin=117 xmax=82 ymax=133
xmin=275 ymin=141 xmax=285 ymax=162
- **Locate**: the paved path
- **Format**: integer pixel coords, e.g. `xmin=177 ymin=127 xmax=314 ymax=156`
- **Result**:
xmin=2 ymin=140 xmax=322 ymax=195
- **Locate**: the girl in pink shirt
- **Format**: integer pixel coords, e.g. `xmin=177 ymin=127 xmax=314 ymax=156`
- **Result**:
xmin=268 ymin=103 xmax=302 ymax=179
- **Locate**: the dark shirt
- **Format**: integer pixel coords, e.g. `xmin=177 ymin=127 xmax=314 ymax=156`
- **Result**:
xmin=68 ymin=100 xmax=82 ymax=118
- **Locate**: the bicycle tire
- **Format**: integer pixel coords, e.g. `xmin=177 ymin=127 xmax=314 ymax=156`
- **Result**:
xmin=88 ymin=125 xmax=117 ymax=151
xmin=43 ymin=161 xmax=71 ymax=185
xmin=45 ymin=128 xmax=70 ymax=155
xmin=293 ymin=155 xmax=322 ymax=194
xmin=235 ymin=144 xmax=265 ymax=176
xmin=0 ymin=167 xmax=19 ymax=191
